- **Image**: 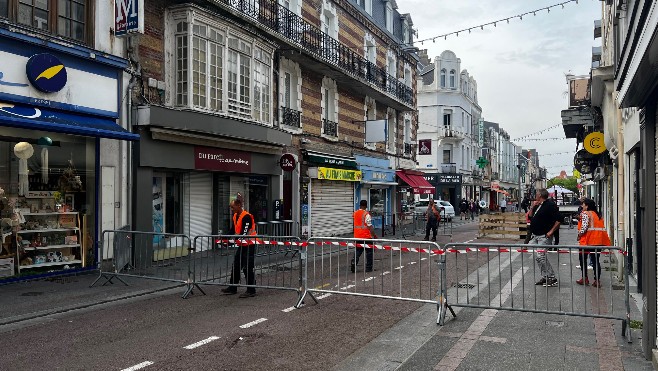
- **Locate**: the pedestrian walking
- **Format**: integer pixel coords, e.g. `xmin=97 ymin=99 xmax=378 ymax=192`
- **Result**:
xmin=351 ymin=200 xmax=376 ymax=273
xmin=528 ymin=188 xmax=561 ymax=287
xmin=500 ymin=198 xmax=507 ymax=213
xmin=576 ymin=199 xmax=611 ymax=287
xmin=459 ymin=198 xmax=469 ymax=220
xmin=222 ymin=198 xmax=258 ymax=298
xmin=521 ymin=196 xmax=530 ymax=213
xmin=423 ymin=199 xmax=441 ymax=242
xmin=469 ymin=199 xmax=477 ymax=220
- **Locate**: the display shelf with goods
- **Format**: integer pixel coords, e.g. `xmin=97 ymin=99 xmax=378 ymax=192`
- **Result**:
xmin=15 ymin=207 xmax=83 ymax=273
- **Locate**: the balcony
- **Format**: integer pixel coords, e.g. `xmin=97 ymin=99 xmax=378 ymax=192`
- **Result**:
xmin=322 ymin=118 xmax=338 ymax=138
xmin=440 ymin=127 xmax=464 ymax=140
xmin=404 ymin=142 xmax=413 ymax=155
xmin=212 ymin=0 xmax=414 ymax=110
xmin=440 ymin=163 xmax=457 ymax=173
xmin=280 ymin=106 xmax=301 ymax=128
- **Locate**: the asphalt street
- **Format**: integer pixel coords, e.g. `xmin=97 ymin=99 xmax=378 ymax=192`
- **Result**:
xmin=0 ymin=219 xmax=651 ymax=370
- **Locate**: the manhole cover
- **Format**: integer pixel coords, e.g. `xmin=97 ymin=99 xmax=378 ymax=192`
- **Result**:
xmin=21 ymin=292 xmax=43 ymax=297
xmin=453 ymin=283 xmax=475 ymax=289
xmin=545 ymin=320 xmax=564 ymax=327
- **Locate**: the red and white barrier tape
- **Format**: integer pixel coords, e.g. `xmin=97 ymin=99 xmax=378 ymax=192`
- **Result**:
xmin=213 ymin=239 xmax=626 ymax=256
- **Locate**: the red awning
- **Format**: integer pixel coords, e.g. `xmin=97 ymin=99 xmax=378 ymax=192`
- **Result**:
xmin=396 ymin=170 xmax=435 ymax=194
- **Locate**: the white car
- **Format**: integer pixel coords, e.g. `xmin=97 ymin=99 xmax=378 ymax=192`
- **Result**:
xmin=436 ymin=201 xmax=455 ymax=222
xmin=413 ymin=200 xmax=455 ymax=222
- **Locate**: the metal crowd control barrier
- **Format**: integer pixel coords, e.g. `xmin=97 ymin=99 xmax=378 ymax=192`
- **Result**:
xmin=437 ymin=242 xmax=631 ymax=342
xmin=90 ymin=230 xmax=193 ymax=290
xmin=296 ymin=237 xmax=444 ymax=322
xmin=188 ymin=235 xmax=303 ymax=299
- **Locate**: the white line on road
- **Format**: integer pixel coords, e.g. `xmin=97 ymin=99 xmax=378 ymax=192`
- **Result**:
xmin=282 ymin=306 xmax=296 ymax=313
xmin=408 ymin=261 xmax=417 ymax=265
xmin=382 ymin=271 xmax=391 ymax=276
xmin=394 ymin=266 xmax=404 ymax=270
xmin=364 ymin=277 xmax=375 ymax=282
xmin=183 ymin=336 xmax=220 ymax=349
xmin=463 ymin=239 xmax=474 ymax=243
xmin=420 ymin=258 xmax=427 ymax=261
xmin=316 ymin=293 xmax=332 ymax=300
xmin=339 ymin=284 xmax=355 ymax=290
xmin=121 ymin=361 xmax=154 ymax=371
xmin=239 ymin=318 xmax=268 ymax=329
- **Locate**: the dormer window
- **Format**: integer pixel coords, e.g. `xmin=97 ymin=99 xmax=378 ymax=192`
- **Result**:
xmin=440 ymin=69 xmax=446 ymax=88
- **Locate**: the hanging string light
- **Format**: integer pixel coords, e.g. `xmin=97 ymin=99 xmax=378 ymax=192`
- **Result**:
xmin=415 ymin=0 xmax=579 ymax=46
xmin=512 ymin=124 xmax=563 ymax=141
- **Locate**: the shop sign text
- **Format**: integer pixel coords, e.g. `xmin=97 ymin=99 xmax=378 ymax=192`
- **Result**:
xmin=318 ymin=167 xmax=362 ymax=182
xmin=194 ymin=147 xmax=251 ymax=172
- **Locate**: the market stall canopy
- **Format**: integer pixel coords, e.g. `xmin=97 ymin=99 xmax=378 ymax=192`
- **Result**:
xmin=396 ymin=169 xmax=435 ymax=194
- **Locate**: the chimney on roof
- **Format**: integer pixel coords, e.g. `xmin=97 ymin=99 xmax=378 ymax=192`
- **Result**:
xmin=418 ymin=49 xmax=430 ymax=66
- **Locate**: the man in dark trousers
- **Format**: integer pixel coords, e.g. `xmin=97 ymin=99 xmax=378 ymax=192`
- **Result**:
xmin=352 ymin=200 xmax=376 ymax=272
xmin=423 ymin=199 xmax=441 ymax=242
xmin=528 ymin=188 xmax=561 ymax=287
xmin=222 ymin=198 xmax=258 ymax=298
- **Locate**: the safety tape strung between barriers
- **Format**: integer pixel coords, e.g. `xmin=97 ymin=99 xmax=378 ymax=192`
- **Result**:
xmin=214 ymin=239 xmax=627 ymax=256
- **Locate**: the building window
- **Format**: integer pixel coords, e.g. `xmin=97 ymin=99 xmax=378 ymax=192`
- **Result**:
xmin=365 ymin=33 xmax=376 ymax=64
xmin=3 ymin=0 xmax=89 ymax=43
xmin=449 ymin=69 xmax=456 ymax=88
xmin=171 ymin=9 xmax=273 ymax=125
xmin=443 ymin=112 xmax=451 ymax=127
xmin=321 ymin=76 xmax=338 ymax=138
xmin=321 ymin=0 xmax=338 ymax=39
xmin=402 ymin=20 xmax=409 ymax=44
xmin=387 ymin=50 xmax=396 ymax=77
xmin=443 ymin=149 xmax=451 ymax=163
xmin=404 ymin=113 xmax=411 ymax=147
xmin=387 ymin=108 xmax=396 ymax=153
xmin=440 ymin=69 xmax=446 ymax=88
xmin=385 ymin=2 xmax=393 ymax=32
xmin=280 ymin=58 xmax=302 ymax=129
xmin=404 ymin=64 xmax=412 ymax=87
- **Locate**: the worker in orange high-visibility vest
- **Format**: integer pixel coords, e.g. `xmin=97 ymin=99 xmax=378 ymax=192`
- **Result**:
xmin=221 ymin=198 xmax=258 ymax=298
xmin=351 ymin=200 xmax=377 ymax=273
xmin=576 ymin=198 xmax=611 ymax=288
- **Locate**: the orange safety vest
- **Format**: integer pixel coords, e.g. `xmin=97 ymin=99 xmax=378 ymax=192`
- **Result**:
xmin=578 ymin=211 xmax=611 ymax=246
xmin=353 ymin=209 xmax=373 ymax=239
xmin=233 ymin=210 xmax=257 ymax=236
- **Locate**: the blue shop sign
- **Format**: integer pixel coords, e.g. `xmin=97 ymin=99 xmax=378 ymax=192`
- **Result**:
xmin=26 ymin=53 xmax=67 ymax=93
xmin=361 ymin=168 xmax=396 ymax=183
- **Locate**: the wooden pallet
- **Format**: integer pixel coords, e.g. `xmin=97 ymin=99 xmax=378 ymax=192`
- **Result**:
xmin=478 ymin=212 xmax=527 ymax=240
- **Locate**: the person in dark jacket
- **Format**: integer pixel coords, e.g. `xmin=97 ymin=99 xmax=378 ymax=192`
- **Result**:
xmin=459 ymin=198 xmax=469 ymax=220
xmin=528 ymin=188 xmax=561 ymax=287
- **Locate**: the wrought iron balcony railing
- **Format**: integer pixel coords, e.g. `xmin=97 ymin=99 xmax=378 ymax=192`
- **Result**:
xmin=215 ymin=0 xmax=414 ymax=106
xmin=322 ymin=118 xmax=338 ymax=137
xmin=280 ymin=106 xmax=301 ymax=128
xmin=404 ymin=142 xmax=413 ymax=155
xmin=440 ymin=163 xmax=457 ymax=174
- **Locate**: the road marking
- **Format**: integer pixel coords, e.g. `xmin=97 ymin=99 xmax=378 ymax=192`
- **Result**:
xmin=121 ymin=361 xmax=154 ymax=371
xmin=382 ymin=271 xmax=391 ymax=276
xmin=463 ymin=239 xmax=474 ymax=243
xmin=394 ymin=266 xmax=404 ymax=270
xmin=316 ymin=293 xmax=332 ymax=300
xmin=184 ymin=336 xmax=220 ymax=349
xmin=339 ymin=284 xmax=355 ymax=290
xmin=364 ymin=277 xmax=375 ymax=282
xmin=420 ymin=258 xmax=427 ymax=261
xmin=315 ymin=283 xmax=331 ymax=289
xmin=408 ymin=261 xmax=417 ymax=265
xmin=239 ymin=318 xmax=268 ymax=329
xmin=282 ymin=306 xmax=296 ymax=313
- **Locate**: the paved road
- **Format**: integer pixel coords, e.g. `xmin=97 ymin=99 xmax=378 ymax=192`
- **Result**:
xmin=0 ymin=222 xmax=650 ymax=370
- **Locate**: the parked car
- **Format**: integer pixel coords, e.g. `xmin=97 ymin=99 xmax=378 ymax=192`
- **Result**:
xmin=413 ymin=200 xmax=430 ymax=217
xmin=436 ymin=201 xmax=455 ymax=222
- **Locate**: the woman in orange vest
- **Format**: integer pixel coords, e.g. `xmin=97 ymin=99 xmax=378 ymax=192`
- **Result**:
xmin=221 ymin=198 xmax=258 ymax=298
xmin=576 ymin=198 xmax=611 ymax=287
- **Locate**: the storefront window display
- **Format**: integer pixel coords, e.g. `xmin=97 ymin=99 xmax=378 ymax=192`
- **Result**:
xmin=0 ymin=128 xmax=96 ymax=276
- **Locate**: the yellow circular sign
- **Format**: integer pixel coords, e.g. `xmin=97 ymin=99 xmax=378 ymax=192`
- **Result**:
xmin=584 ymin=132 xmax=606 ymax=154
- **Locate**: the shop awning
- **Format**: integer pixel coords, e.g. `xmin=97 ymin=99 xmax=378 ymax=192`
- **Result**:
xmin=396 ymin=170 xmax=435 ymax=194
xmin=0 ymin=102 xmax=139 ymax=141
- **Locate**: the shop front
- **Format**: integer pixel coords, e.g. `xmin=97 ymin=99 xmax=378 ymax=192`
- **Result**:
xmin=396 ymin=169 xmax=435 ymax=205
xmin=0 ymin=31 xmax=138 ymax=280
xmin=423 ymin=173 xmax=463 ymax=213
xmin=355 ymin=155 xmax=397 ymax=231
xmin=133 ymin=106 xmax=291 ymax=251
xmin=303 ymin=151 xmax=360 ymax=237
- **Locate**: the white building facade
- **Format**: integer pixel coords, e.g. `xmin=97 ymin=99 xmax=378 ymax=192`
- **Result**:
xmin=417 ymin=50 xmax=483 ymax=206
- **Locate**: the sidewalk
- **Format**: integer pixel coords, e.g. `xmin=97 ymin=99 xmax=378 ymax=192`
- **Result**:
xmin=337 ymin=225 xmax=654 ymax=370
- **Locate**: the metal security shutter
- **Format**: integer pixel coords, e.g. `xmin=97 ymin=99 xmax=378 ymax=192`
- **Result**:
xmin=189 ymin=172 xmax=213 ymax=238
xmin=311 ymin=180 xmax=354 ymax=237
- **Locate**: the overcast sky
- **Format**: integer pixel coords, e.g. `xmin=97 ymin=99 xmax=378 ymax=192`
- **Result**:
xmin=404 ymin=0 xmax=601 ymax=177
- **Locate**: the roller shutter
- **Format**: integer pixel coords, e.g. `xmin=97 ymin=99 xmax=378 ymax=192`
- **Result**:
xmin=189 ymin=172 xmax=213 ymax=238
xmin=310 ymin=180 xmax=354 ymax=237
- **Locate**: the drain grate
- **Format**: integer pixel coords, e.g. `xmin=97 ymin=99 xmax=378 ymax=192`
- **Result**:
xmin=452 ymin=283 xmax=475 ymax=289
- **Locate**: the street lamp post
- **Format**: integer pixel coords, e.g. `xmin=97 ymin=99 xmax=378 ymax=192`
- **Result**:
xmin=517 ymin=153 xmax=529 ymax=203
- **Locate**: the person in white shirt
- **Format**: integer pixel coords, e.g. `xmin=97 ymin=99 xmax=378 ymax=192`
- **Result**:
xmin=500 ymin=198 xmax=507 ymax=213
